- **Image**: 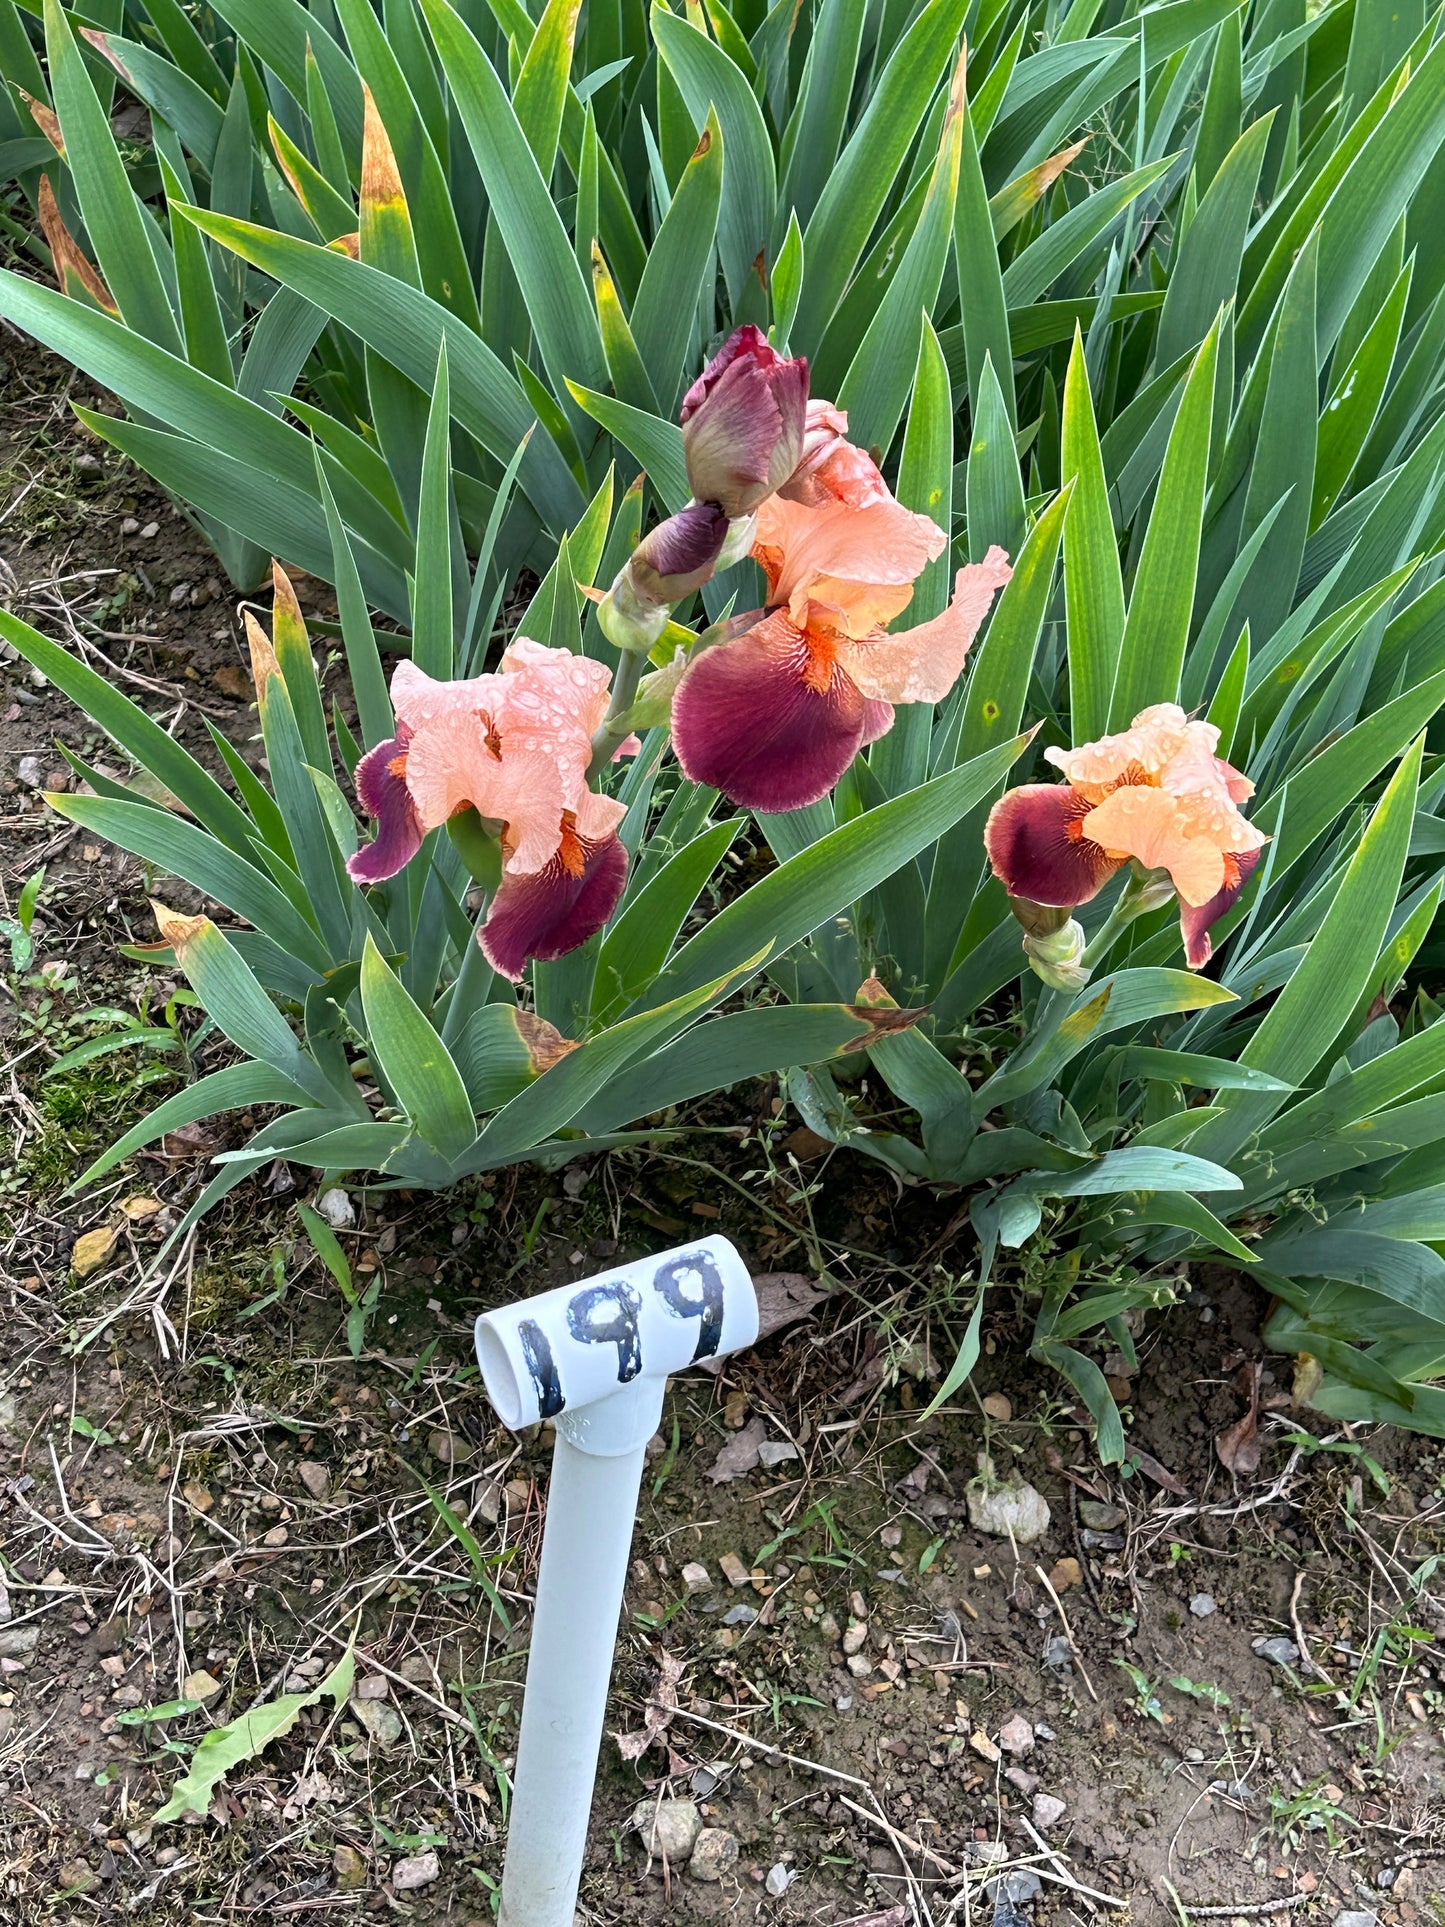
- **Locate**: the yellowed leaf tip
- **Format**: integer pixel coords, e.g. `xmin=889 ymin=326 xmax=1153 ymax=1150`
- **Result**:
xmin=267 ymin=115 xmax=307 ymax=206
xmin=516 ymin=1010 xmax=580 ymax=1074
xmin=37 ymin=174 xmax=117 ymax=315
xmin=151 ymin=899 xmax=210 ymax=957
xmin=22 ymin=90 xmax=65 ymax=159
xmin=360 ymin=85 xmax=407 ymax=216
xmin=270 ymin=561 xmax=306 ymax=639
xmin=242 ymin=609 xmax=281 ymax=700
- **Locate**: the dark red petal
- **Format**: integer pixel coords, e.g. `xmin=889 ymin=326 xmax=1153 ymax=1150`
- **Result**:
xmin=347 ymin=729 xmax=424 ymax=884
xmin=671 ymin=614 xmax=867 ymax=812
xmin=479 ymin=832 xmax=629 ymax=981
xmin=1180 ymin=847 xmax=1261 ymax=968
xmin=680 ymin=328 xmax=810 ymax=517
xmin=766 ymin=352 xmax=808 ymax=489
xmin=984 ymin=784 xmax=1121 ymax=907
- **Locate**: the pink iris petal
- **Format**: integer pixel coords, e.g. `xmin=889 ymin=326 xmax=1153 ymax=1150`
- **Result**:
xmin=494 ymin=639 xmax=613 ymax=792
xmin=671 ymin=611 xmax=867 ymax=813
xmin=347 ymin=728 xmax=424 ymax=884
xmin=754 ymin=494 xmax=946 ymax=636
xmin=1079 ymin=783 xmax=1229 ymax=908
xmin=390 ymin=659 xmax=502 ymax=731
xmin=838 ymin=550 xmax=1013 ymax=705
xmin=399 ymin=708 xmax=502 ymax=834
xmin=1045 ymin=702 xmax=1194 ymax=800
xmin=1217 ymin=756 xmax=1255 ymax=804
xmin=782 ymin=402 xmax=892 ymax=509
xmin=480 ymin=825 xmax=630 ymax=981
xmin=1180 ymin=848 xmax=1261 ymax=969
xmin=984 ymin=783 xmax=1123 ymax=907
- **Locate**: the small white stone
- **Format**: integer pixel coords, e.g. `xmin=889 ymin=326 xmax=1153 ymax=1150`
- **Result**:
xmin=681 ymin=1562 xmax=711 ymax=1595
xmin=998 ymin=1713 xmax=1034 ymax=1756
xmin=765 ymin=1862 xmax=795 ymax=1896
xmin=315 ymin=1187 xmax=355 ymax=1229
xmin=391 ymin=1850 xmax=438 ymax=1891
xmin=965 ymin=1455 xmax=1050 ymax=1544
xmin=352 ymin=1697 xmax=402 ymax=1746
xmin=1033 ymin=1792 xmax=1067 ymax=1829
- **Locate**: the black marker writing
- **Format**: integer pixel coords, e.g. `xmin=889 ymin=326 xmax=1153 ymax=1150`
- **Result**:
xmin=653 ymin=1250 xmax=725 ymax=1361
xmin=518 ymin=1318 xmax=565 ymax=1419
xmin=567 ymin=1281 xmax=643 ymax=1382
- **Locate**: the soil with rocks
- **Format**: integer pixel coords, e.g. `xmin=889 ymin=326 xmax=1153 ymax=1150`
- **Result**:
xmin=2 ymin=328 xmax=1444 ymax=1927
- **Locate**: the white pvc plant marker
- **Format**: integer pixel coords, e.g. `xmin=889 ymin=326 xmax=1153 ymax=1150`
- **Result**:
xmin=474 ymin=1235 xmax=757 ymax=1927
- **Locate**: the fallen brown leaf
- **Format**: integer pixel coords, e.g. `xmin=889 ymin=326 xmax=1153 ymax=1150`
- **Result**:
xmin=615 ymin=1650 xmax=683 ymax=1761
xmin=708 ymin=1415 xmax=766 ymax=1484
xmin=1216 ymin=1364 xmax=1263 ymax=1477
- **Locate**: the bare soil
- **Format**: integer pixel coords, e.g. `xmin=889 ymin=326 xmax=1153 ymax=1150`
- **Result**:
xmin=2 ymin=325 xmax=1444 ymax=1927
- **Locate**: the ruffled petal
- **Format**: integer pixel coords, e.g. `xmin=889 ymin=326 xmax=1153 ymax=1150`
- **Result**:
xmin=753 ymin=493 xmax=946 ymax=635
xmin=984 ymin=783 xmax=1122 ymax=907
xmin=781 ymin=403 xmax=893 ymax=509
xmin=495 ymin=639 xmax=612 ymax=788
xmin=1161 ymin=727 xmax=1269 ymax=857
xmin=1045 ymin=702 xmax=1194 ymax=801
xmin=390 ymin=659 xmax=501 ymax=731
xmin=1180 ymin=848 xmax=1262 ymax=969
xmin=487 ymin=746 xmax=576 ymax=876
xmin=1080 ymin=783 xmax=1227 ymax=906
xmin=480 ymin=824 xmax=629 ymax=980
xmin=837 ymin=549 xmax=1012 ymax=705
xmin=402 ymin=708 xmax=504 ymax=833
xmin=671 ymin=611 xmax=867 ymax=812
xmin=571 ymin=786 xmax=628 ymax=844
xmin=1217 ymin=755 xmax=1255 ymax=805
xmin=347 ymin=729 xmax=424 ymax=883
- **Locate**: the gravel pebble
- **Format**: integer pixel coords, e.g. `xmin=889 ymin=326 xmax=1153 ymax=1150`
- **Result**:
xmin=632 ymin=1797 xmax=701 ymax=1862
xmin=391 ymin=1850 xmax=438 ymax=1891
xmin=1033 ymin=1792 xmax=1067 ymax=1829
xmin=688 ymin=1828 xmax=738 ymax=1882
xmin=1253 ymin=1635 xmax=1301 ymax=1668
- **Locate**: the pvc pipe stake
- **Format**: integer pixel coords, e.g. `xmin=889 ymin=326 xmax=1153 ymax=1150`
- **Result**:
xmin=475 ymin=1235 xmax=757 ymax=1927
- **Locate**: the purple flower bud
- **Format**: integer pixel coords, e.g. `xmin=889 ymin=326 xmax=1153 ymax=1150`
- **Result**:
xmin=680 ymin=325 xmax=808 ymax=518
xmin=629 ymin=501 xmax=728 ymax=603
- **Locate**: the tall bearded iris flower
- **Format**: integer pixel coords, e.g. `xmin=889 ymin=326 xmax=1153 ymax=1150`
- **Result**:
xmin=985 ymin=703 xmax=1268 ymax=970
xmin=346 ymin=641 xmax=635 ymax=980
xmin=670 ymin=414 xmax=1011 ymax=813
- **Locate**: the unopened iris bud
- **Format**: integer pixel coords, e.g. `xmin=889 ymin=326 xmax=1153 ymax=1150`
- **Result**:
xmin=680 ymin=325 xmax=808 ymax=519
xmin=629 ymin=501 xmax=728 ymax=602
xmin=1121 ymin=862 xmax=1177 ymax=918
xmin=1023 ymin=918 xmax=1090 ymax=991
xmin=1005 ymin=897 xmax=1090 ymax=991
xmin=598 ymin=502 xmax=728 ymax=654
